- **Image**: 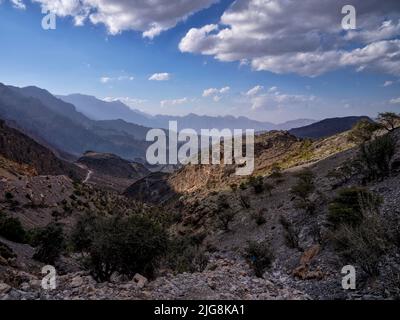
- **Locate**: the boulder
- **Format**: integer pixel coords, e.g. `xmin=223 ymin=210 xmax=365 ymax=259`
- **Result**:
xmin=133 ymin=274 xmax=148 ymax=289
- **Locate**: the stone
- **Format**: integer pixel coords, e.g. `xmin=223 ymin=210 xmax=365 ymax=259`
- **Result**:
xmin=0 ymin=283 xmax=11 ymax=295
xmin=71 ymin=276 xmax=84 ymax=288
xmin=133 ymin=274 xmax=148 ymax=289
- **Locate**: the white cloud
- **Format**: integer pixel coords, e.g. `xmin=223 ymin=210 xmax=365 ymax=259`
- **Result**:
xmin=103 ymin=97 xmax=147 ymax=107
xmin=100 ymin=76 xmax=111 ymax=84
xmin=246 ymin=85 xmax=263 ymax=96
xmin=100 ymin=75 xmax=134 ymax=83
xmin=160 ymin=97 xmax=188 ymax=107
xmin=243 ymin=85 xmax=315 ymax=110
xmin=10 ymin=0 xmax=25 ymax=9
xmin=32 ymin=0 xmax=216 ymax=38
xmin=383 ymin=80 xmax=394 ymax=87
xmin=202 ymin=88 xmax=219 ymax=97
xmin=149 ymin=73 xmax=170 ymax=81
xmin=202 ymin=86 xmax=230 ymax=101
xmin=390 ymin=97 xmax=400 ymax=104
xmin=179 ymin=0 xmax=400 ymax=77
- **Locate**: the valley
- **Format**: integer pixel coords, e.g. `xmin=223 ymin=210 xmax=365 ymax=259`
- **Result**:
xmin=0 ymin=84 xmax=399 ymax=300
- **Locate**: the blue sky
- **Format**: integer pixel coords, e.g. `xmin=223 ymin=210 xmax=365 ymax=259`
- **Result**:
xmin=0 ymin=0 xmax=399 ymax=123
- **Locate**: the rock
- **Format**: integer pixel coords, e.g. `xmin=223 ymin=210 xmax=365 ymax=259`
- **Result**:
xmin=0 ymin=283 xmax=11 ymax=295
xmin=0 ymin=256 xmax=8 ymax=266
xmin=71 ymin=276 xmax=84 ymax=288
xmin=132 ymin=274 xmax=148 ymax=289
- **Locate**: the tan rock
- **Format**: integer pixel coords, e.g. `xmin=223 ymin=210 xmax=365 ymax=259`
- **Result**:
xmin=133 ymin=273 xmax=148 ymax=289
xmin=0 ymin=283 xmax=11 ymax=295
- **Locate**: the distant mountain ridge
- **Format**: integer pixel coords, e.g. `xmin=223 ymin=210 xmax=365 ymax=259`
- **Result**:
xmin=59 ymin=94 xmax=315 ymax=132
xmin=0 ymin=83 xmax=153 ymax=160
xmin=289 ymin=116 xmax=371 ymax=139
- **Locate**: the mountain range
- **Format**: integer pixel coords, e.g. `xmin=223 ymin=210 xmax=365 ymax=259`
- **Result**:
xmin=58 ymin=94 xmax=316 ymax=132
xmin=0 ymin=83 xmax=370 ymax=163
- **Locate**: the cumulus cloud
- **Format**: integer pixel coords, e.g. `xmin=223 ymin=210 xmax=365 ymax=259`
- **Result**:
xmin=390 ymin=97 xmax=400 ymax=104
xmin=179 ymin=0 xmax=400 ymax=77
xmin=160 ymin=97 xmax=188 ymax=107
xmin=202 ymin=86 xmax=230 ymax=102
xmin=31 ymin=0 xmax=216 ymax=38
xmin=10 ymin=0 xmax=25 ymax=9
xmin=149 ymin=73 xmax=170 ymax=81
xmin=246 ymin=85 xmax=264 ymax=96
xmin=243 ymin=86 xmax=315 ymax=110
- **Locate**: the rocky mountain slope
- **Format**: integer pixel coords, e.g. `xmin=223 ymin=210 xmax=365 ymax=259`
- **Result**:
xmin=289 ymin=116 xmax=371 ymax=139
xmin=0 ymin=83 xmax=152 ymax=160
xmin=77 ymin=152 xmax=150 ymax=192
xmin=1 ymin=115 xmax=400 ymax=301
xmin=0 ymin=119 xmax=85 ymax=181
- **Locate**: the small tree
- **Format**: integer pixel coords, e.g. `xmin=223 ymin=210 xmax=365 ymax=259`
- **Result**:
xmin=244 ymin=240 xmax=274 ymax=277
xmin=348 ymin=120 xmax=380 ymax=144
xmin=377 ymin=112 xmax=400 ymax=132
xmin=31 ymin=223 xmax=65 ymax=264
xmin=290 ymin=169 xmax=316 ymax=214
xmin=0 ymin=213 xmax=26 ymax=243
xmin=248 ymin=176 xmax=264 ymax=194
xmin=328 ymin=187 xmax=382 ymax=229
xmin=71 ymin=215 xmax=168 ymax=282
xmin=358 ymin=134 xmax=396 ymax=181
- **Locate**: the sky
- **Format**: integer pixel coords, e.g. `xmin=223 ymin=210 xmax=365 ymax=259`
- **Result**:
xmin=0 ymin=0 xmax=400 ymax=123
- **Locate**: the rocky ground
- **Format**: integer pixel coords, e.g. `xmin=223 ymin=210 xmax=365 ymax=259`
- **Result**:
xmin=0 ymin=253 xmax=308 ymax=300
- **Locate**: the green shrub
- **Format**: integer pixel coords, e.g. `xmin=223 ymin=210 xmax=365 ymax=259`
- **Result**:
xmin=244 ymin=240 xmax=274 ymax=277
xmin=331 ymin=213 xmax=387 ymax=277
xmin=348 ymin=120 xmax=380 ymax=144
xmin=71 ymin=215 xmax=168 ymax=282
xmin=270 ymin=164 xmax=283 ymax=179
xmin=358 ymin=134 xmax=396 ymax=181
xmin=216 ymin=210 xmax=236 ymax=231
xmin=279 ymin=216 xmax=300 ymax=250
xmin=377 ymin=112 xmax=400 ymax=132
xmin=290 ymin=169 xmax=316 ymax=214
xmin=165 ymin=236 xmax=209 ymax=273
xmin=0 ymin=213 xmax=26 ymax=243
xmin=251 ymin=208 xmax=267 ymax=226
xmin=31 ymin=223 xmax=65 ymax=264
xmin=328 ymin=187 xmax=382 ymax=229
xmin=248 ymin=176 xmax=265 ymax=194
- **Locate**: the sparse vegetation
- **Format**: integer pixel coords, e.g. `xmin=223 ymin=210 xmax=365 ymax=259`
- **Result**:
xmin=248 ymin=176 xmax=265 ymax=194
xmin=31 ymin=223 xmax=65 ymax=264
xmin=329 ymin=187 xmax=387 ymax=277
xmin=377 ymin=112 xmax=400 ymax=132
xmin=71 ymin=215 xmax=168 ymax=282
xmin=328 ymin=187 xmax=382 ymax=229
xmin=348 ymin=120 xmax=380 ymax=144
xmin=244 ymin=240 xmax=274 ymax=277
xmin=279 ymin=216 xmax=300 ymax=250
xmin=251 ymin=208 xmax=267 ymax=226
xmin=166 ymin=236 xmax=209 ymax=273
xmin=358 ymin=134 xmax=396 ymax=181
xmin=270 ymin=164 xmax=283 ymax=179
xmin=0 ymin=213 xmax=26 ymax=243
xmin=290 ymin=169 xmax=316 ymax=214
